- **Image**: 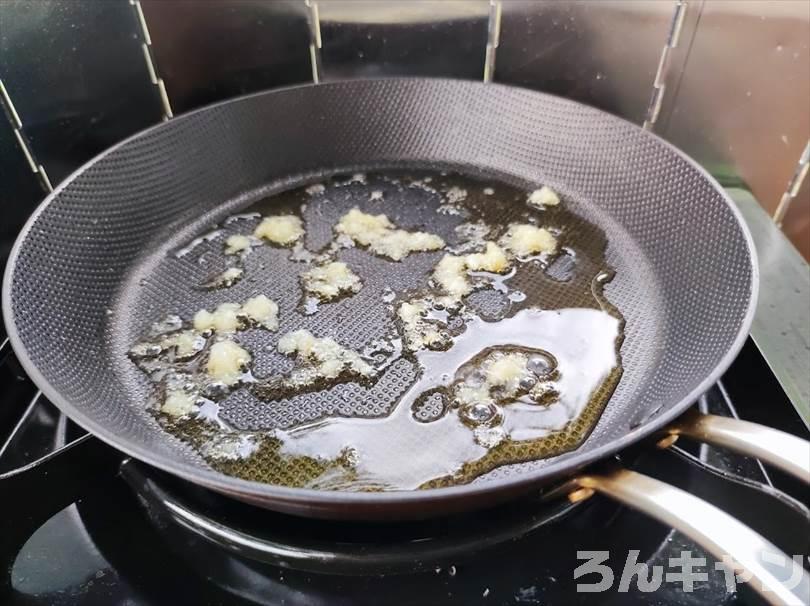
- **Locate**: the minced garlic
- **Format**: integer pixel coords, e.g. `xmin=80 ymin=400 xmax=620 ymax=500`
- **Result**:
xmin=241 ymin=294 xmax=279 ymax=330
xmin=396 ymin=298 xmax=452 ymax=352
xmin=335 ymin=208 xmax=393 ymax=244
xmin=397 ymin=300 xmax=427 ymax=326
xmin=465 ymin=242 xmax=510 ymax=273
xmin=224 ymin=234 xmax=252 ymax=255
xmin=194 ymin=303 xmax=241 ymax=333
xmin=445 ymin=186 xmax=467 ymax=204
xmin=432 ymin=254 xmax=471 ymax=298
xmin=499 ymin=224 xmax=558 ymax=257
xmin=254 ymin=215 xmax=304 ymax=246
xmin=301 ymin=261 xmax=362 ymax=301
xmin=205 ymin=341 xmax=251 ymax=385
xmin=204 ymin=266 xmax=244 ymax=288
xmin=277 ymin=329 xmax=374 ymax=384
xmin=194 ymin=296 xmax=279 ymax=332
xmin=455 ymin=384 xmax=491 ymax=407
xmin=452 ymin=349 xmax=544 ymax=411
xmin=335 ymin=208 xmax=444 ymax=261
xmin=527 ymin=186 xmax=560 ymax=209
xmin=162 ymin=390 xmax=198 ymax=417
xmin=486 ymin=353 xmax=529 ymax=392
xmin=163 ymin=330 xmax=205 ymax=358
xmin=207 ymin=340 xmax=251 ymax=385
xmin=432 ymin=241 xmax=511 ymax=300
xmin=371 ymin=231 xmax=445 ymax=261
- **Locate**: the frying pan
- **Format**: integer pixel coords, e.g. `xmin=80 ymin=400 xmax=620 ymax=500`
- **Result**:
xmin=3 ymin=79 xmax=808 ymax=603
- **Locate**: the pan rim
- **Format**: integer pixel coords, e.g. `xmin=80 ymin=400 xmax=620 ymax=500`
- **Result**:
xmin=2 ymin=77 xmax=759 ymax=510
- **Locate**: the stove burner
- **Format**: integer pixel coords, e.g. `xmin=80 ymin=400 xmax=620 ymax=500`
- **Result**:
xmin=121 ymin=460 xmax=580 ymax=575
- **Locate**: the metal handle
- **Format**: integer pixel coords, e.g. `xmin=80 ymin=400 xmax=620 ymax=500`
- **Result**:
xmin=666 ymin=409 xmax=810 ymax=484
xmin=567 ymin=469 xmax=810 ymax=606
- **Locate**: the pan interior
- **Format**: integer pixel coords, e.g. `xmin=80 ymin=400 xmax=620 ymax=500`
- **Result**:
xmin=121 ymin=169 xmax=633 ymax=491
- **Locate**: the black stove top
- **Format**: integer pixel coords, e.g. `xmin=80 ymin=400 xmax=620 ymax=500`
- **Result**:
xmin=1 ymin=334 xmax=807 ymax=605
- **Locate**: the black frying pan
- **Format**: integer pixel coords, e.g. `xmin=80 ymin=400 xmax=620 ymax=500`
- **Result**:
xmin=3 ymin=79 xmax=808 ymax=603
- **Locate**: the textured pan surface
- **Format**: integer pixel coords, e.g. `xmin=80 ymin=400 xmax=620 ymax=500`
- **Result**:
xmin=3 ymin=79 xmax=756 ymax=518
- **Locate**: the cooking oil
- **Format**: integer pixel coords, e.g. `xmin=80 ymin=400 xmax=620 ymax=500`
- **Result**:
xmin=128 ymin=170 xmax=625 ymax=491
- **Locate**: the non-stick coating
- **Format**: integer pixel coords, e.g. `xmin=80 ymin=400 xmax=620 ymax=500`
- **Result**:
xmin=3 ymin=79 xmax=757 ymax=519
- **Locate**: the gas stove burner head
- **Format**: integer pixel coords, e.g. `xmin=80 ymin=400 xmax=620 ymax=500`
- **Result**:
xmin=121 ymin=460 xmax=579 ymax=576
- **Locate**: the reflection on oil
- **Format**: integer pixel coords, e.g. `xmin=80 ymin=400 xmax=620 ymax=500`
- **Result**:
xmin=274 ymin=305 xmax=620 ymax=490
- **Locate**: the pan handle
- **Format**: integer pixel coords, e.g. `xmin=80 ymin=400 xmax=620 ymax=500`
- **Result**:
xmin=564 ymin=469 xmax=809 ymax=606
xmin=664 ymin=409 xmax=810 ymax=484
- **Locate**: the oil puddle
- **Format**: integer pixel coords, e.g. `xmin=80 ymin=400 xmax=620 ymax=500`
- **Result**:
xmin=273 ymin=304 xmax=620 ymax=490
